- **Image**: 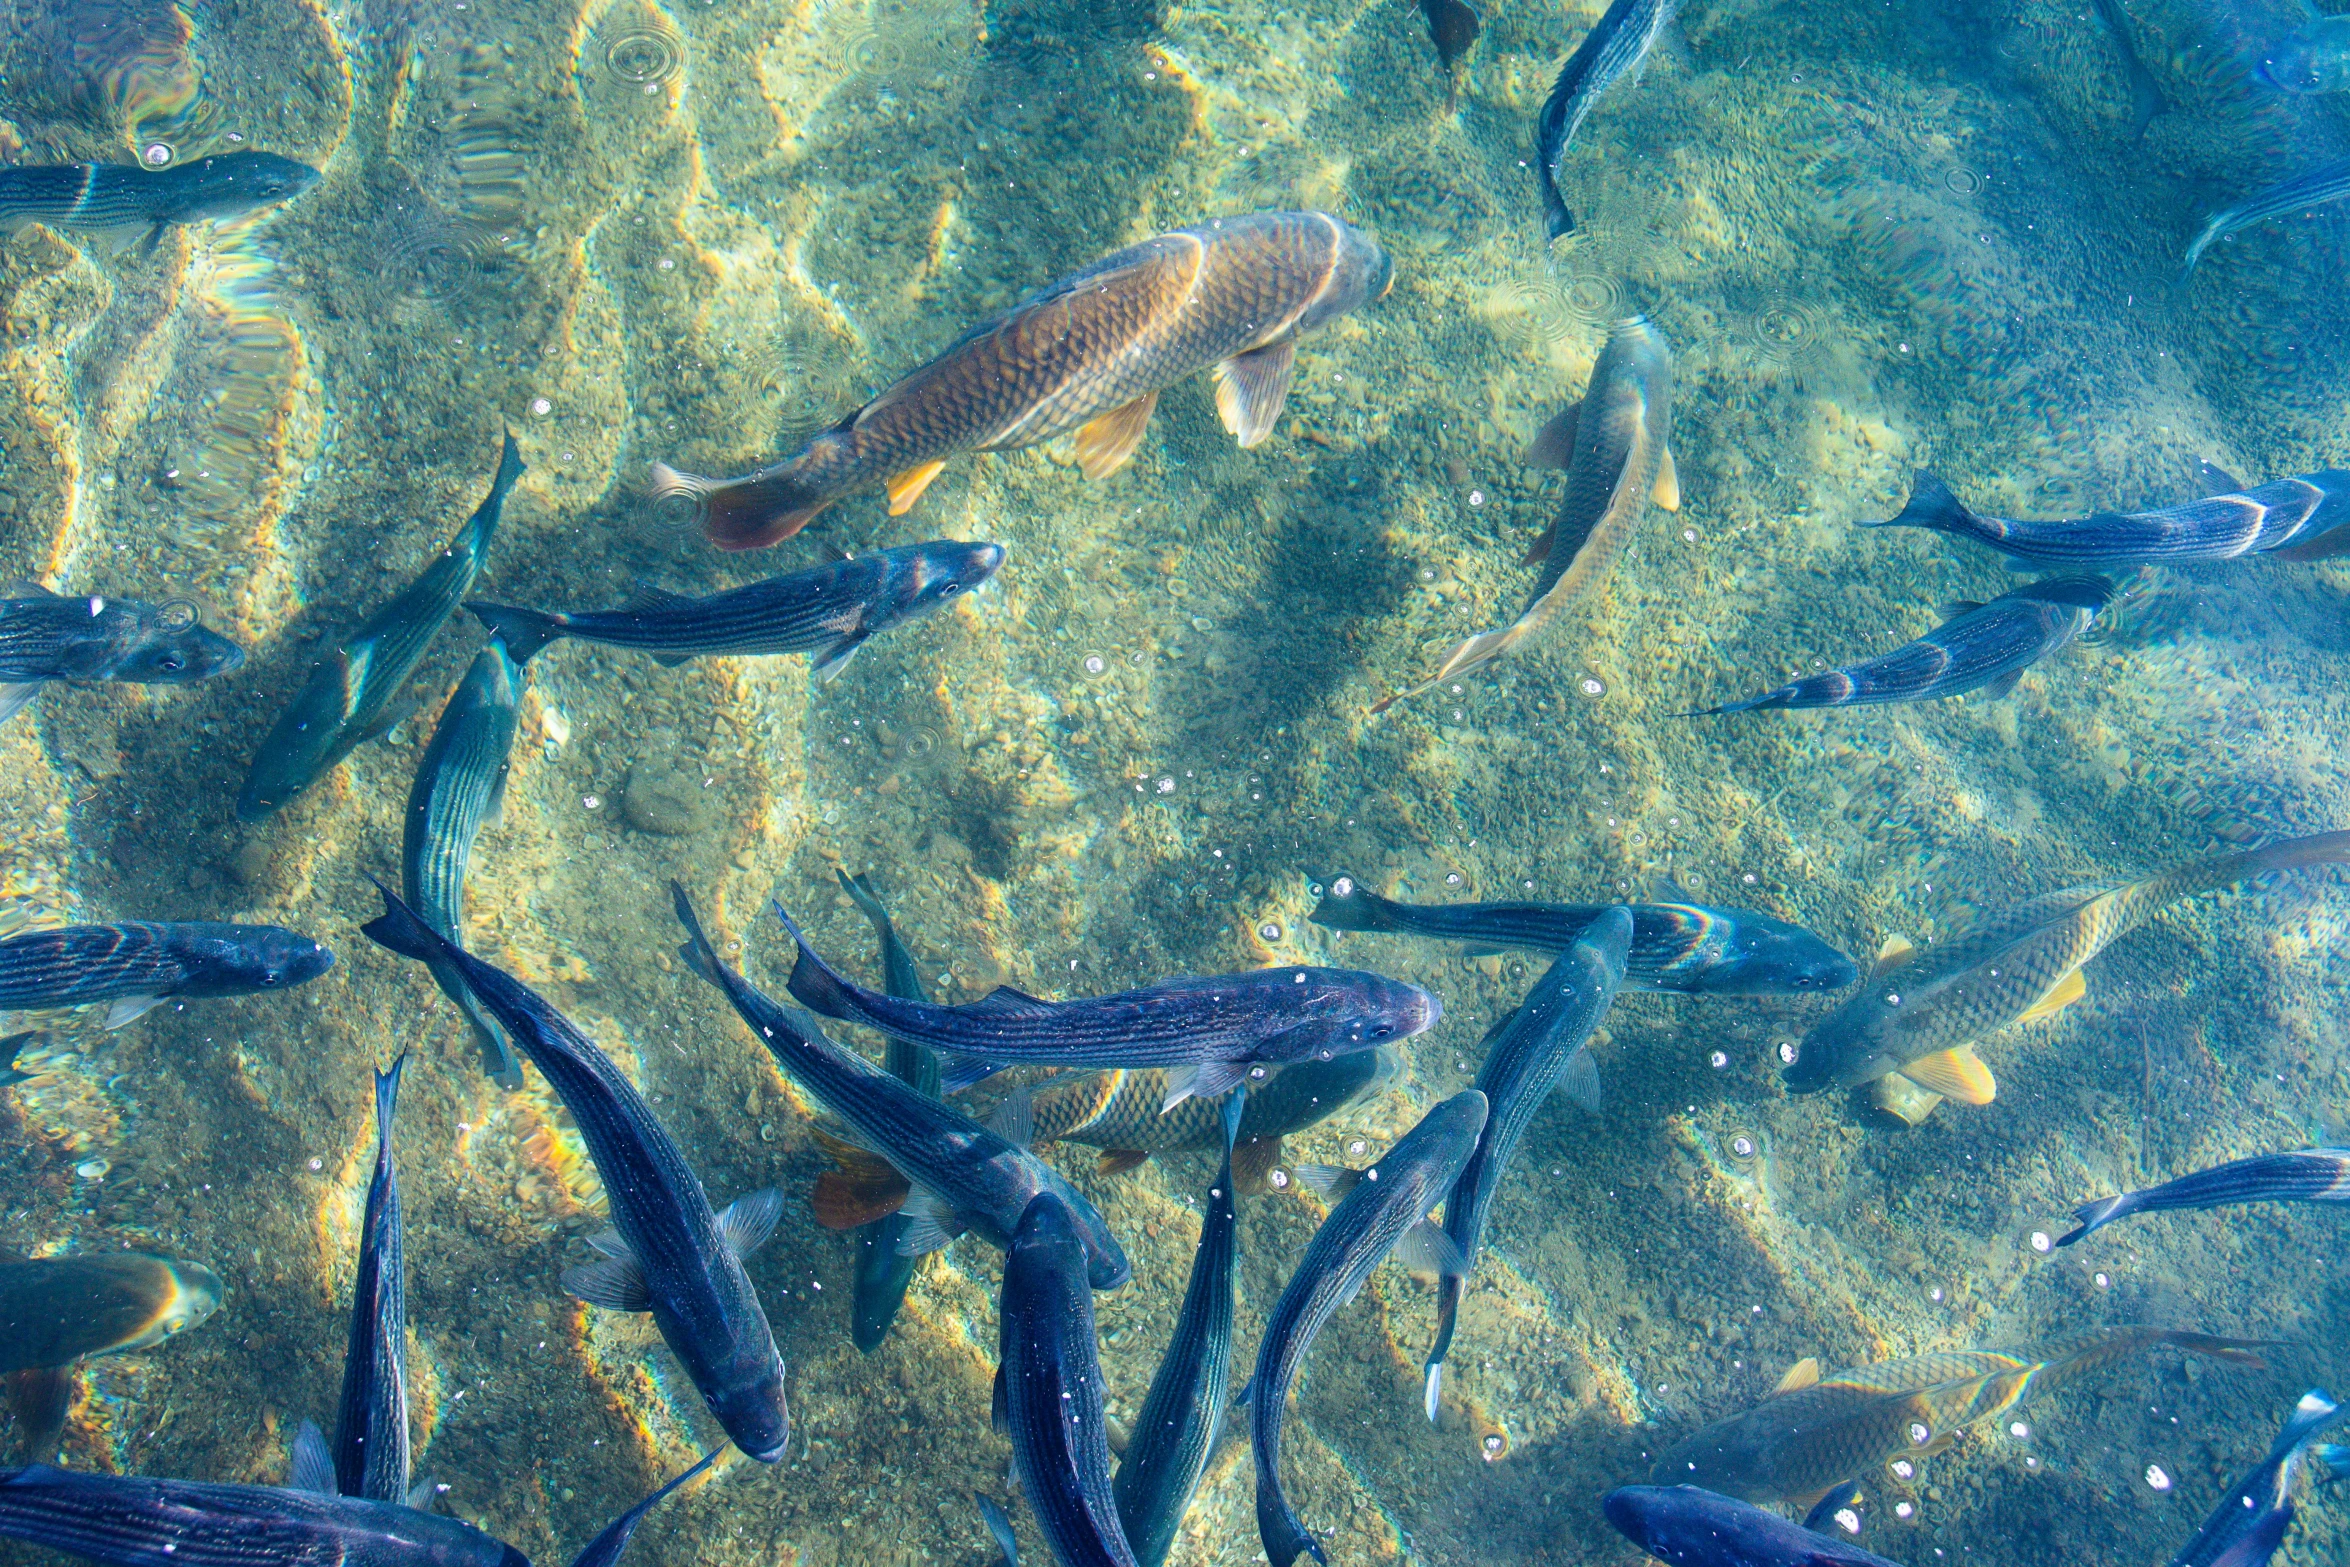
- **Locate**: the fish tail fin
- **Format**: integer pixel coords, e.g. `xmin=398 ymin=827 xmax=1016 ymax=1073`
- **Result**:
xmin=836 ymin=868 xmax=893 ymax=934
xmin=669 ymin=882 xmax=728 ymax=989
xmin=2148 ymin=1330 xmax=2279 ymax=1370
xmin=649 ymin=461 xmax=831 ymax=552
xmin=2269 ymin=1389 xmax=2344 ymax=1465
xmin=1373 ymin=625 xmax=1520 ymax=714
xmin=361 ymin=877 xmax=458 ymax=965
xmin=2135 ymin=830 xmax=2350 ymax=913
xmin=2055 ymin=1191 xmax=2135 ymax=1245
xmin=374 ymin=1051 xmax=406 ymax=1153
xmin=776 ymin=902 xmax=857 ymax=1018
xmin=466 ymin=430 xmax=526 ymax=554
xmin=1257 ymin=1492 xmax=1330 ymax=1567
xmin=1423 ymin=1271 xmax=1465 ymax=1423
xmin=1867 ymin=470 xmax=1978 ymax=536
xmin=464 ymin=602 xmax=564 ymax=665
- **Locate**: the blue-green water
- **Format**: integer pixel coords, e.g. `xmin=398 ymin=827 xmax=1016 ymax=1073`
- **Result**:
xmin=1 ymin=0 xmax=2348 ymax=1563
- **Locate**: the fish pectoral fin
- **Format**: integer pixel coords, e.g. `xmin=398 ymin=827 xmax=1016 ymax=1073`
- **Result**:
xmin=1522 ymin=399 xmax=1581 ymax=469
xmin=811 ymin=1167 xmax=909 ymax=1229
xmin=1162 ymin=1058 xmax=1249 ymax=1110
xmin=991 ymin=1364 xmax=1010 ymax=1436
xmin=361 ymin=692 xmax=423 ymax=749
xmin=1212 ymin=339 xmax=1299 ymax=448
xmin=1391 ymin=1219 xmax=1470 ymax=1284
xmin=1231 ymin=1135 xmax=1285 ymax=1194
xmin=717 ymin=1187 xmax=786 ymax=1257
xmin=0 ymin=684 xmax=38 ymax=725
xmin=1938 ymin=600 xmax=1985 ymax=620
xmin=1292 ymin=1162 xmax=1362 ymax=1201
xmin=1800 ymin=1480 xmax=1865 ymax=1537
xmin=1772 ymin=1357 xmax=1822 ymax=1394
xmin=1651 ymin=445 xmax=1681 ymax=511
xmin=103 ymin=994 xmax=166 ymax=1029
xmin=811 ymin=634 xmax=870 ymax=684
xmin=1096 ymin=1148 xmax=1153 ymax=1177
xmin=404 ymin=1475 xmax=441 ymax=1512
xmin=1558 ymin=1046 xmax=1603 ymax=1112
xmin=1899 ymin=1045 xmax=1997 ymax=1106
xmin=894 ymin=1187 xmax=965 ymax=1257
xmin=938 ymin=1054 xmax=1006 ymax=1094
xmin=2196 ymin=458 xmax=2245 ymax=496
xmin=583 ymin=1226 xmax=636 ymax=1260
xmin=1979 ymin=668 xmax=2025 ymax=701
xmin=648 ymin=650 xmax=699 ymax=670
xmin=287 ymin=1420 xmax=337 ymax=1494
xmin=2016 ymin=966 xmax=2088 ymax=1024
xmin=984 ymin=1086 xmax=1036 ymax=1148
xmin=968 ymin=984 xmax=1057 ymax=1015
xmin=884 ymin=459 xmax=950 ymax=515
xmin=562 ymin=1255 xmax=655 ymax=1312
xmin=5 ymin=1365 xmax=73 ymax=1464
xmin=1072 ymin=390 xmax=1160 ymax=479
xmin=1867 ymin=934 xmax=1917 ymax=978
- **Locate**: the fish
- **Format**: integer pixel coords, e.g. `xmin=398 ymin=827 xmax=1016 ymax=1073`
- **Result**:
xmin=465 ymin=541 xmax=1007 ymax=680
xmin=1867 ymin=468 xmax=2350 ymax=566
xmin=1373 ymin=317 xmax=1674 ymax=713
xmin=2173 ymin=1390 xmax=2342 ymax=1567
xmin=2090 ymin=0 xmax=2166 ymax=138
xmin=1248 ymin=1091 xmax=1489 ymax=1567
xmin=995 ymin=1195 xmax=1138 ymax=1567
xmin=2060 ymin=1148 xmax=2350 ymax=1245
xmin=0 ymin=1466 xmax=529 ymax=1567
xmin=565 ymin=1447 xmax=724 ymax=1567
xmin=360 ymin=882 xmax=791 ymax=1462
xmin=670 ymin=884 xmax=1131 ymax=1290
xmin=976 ymin=1494 xmax=1020 ymax=1567
xmin=238 ymin=432 xmax=523 ymax=821
xmin=1533 ymin=0 xmax=1678 ymax=237
xmin=1111 ymin=1089 xmax=1246 ymax=1567
xmin=2182 ymin=155 xmax=2350 ymax=277
xmin=0 ymin=921 xmax=336 ymax=1028
xmin=1687 ymin=577 xmax=2113 ymax=714
xmin=0 ymin=584 xmax=245 ymax=726
xmin=649 ymin=212 xmax=1393 ymax=550
xmin=1306 ymin=872 xmax=1859 ymax=995
xmin=2258 ymin=14 xmax=2350 ymax=92
xmin=834 ymin=869 xmax=941 ymax=1354
xmin=0 ymin=1032 xmax=34 ymax=1088
xmin=1786 ymin=831 xmax=2350 ymax=1111
xmin=1601 ymin=1485 xmax=1906 ymax=1567
xmin=0 ymin=1249 xmax=223 ymax=1463
xmin=0 ymin=152 xmax=321 ymax=255
xmin=1408 ymin=0 xmax=1482 ymax=75
xmin=1651 ymin=1327 xmax=2270 ymax=1504
xmin=777 ymin=902 xmax=1438 ymax=1107
xmin=331 ymin=1057 xmax=411 ymax=1504
xmin=1423 ymin=909 xmax=1629 ymax=1423
xmin=403 ymin=638 xmax=525 ymax=1088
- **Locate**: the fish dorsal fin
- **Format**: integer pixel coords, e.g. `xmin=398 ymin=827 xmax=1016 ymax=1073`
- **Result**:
xmin=287 ymin=1420 xmax=336 ymax=1494
xmin=810 ymin=1167 xmax=909 ymax=1229
xmin=1231 ymin=1135 xmax=1285 ymax=1194
xmin=563 ymin=1254 xmax=654 ymax=1312
xmin=0 ymin=580 xmax=55 ymax=599
xmin=884 ymin=460 xmax=950 ymax=516
xmin=1096 ymin=1148 xmax=1152 ymax=1177
xmin=1651 ymin=445 xmax=1681 ymax=511
xmin=1773 ymin=1357 xmax=1822 ymax=1394
xmin=717 ymin=1187 xmax=785 ymax=1257
xmin=1391 ymin=1219 xmax=1469 ymax=1283
xmin=1072 ymin=391 xmax=1160 ymax=479
xmin=1938 ymin=600 xmax=1985 ymax=620
xmin=1899 ymin=1045 xmax=1997 ymax=1105
xmin=1212 ymin=339 xmax=1299 ymax=448
xmin=2016 ymin=966 xmax=2087 ymax=1024
xmin=621 ymin=582 xmax=693 ymax=615
xmin=2196 ymin=458 xmax=2245 ymax=496
xmin=985 ymin=1087 xmax=1035 ymax=1148
xmin=1868 ymin=935 xmax=1916 ymax=978
xmin=1162 ymin=1058 xmax=1248 ymax=1110
xmin=1522 ymin=399 xmax=1581 ymax=469
xmin=969 ymin=984 xmax=1056 ymax=1015
xmin=1292 ymin=1162 xmax=1362 ymax=1201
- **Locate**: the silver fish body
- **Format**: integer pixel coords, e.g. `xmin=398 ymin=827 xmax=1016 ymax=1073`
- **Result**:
xmin=1534 ymin=0 xmax=1678 ymax=236
xmin=2061 ymin=1148 xmax=2350 ymax=1245
xmin=0 ymin=586 xmax=244 ymax=725
xmin=2172 ymin=1391 xmax=2342 ymax=1567
xmin=1871 ymin=469 xmax=2350 ymax=564
xmin=332 ymin=1058 xmax=411 ymax=1503
xmin=0 ymin=152 xmax=319 ymax=249
xmin=1603 ymin=1486 xmax=1905 ymax=1567
xmin=0 ymin=922 xmax=333 ymax=1027
xmin=2182 ymin=155 xmax=2350 ymax=276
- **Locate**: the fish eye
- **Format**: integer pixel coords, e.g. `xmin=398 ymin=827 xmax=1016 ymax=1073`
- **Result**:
xmin=156 ymin=653 xmax=185 ymax=672
xmin=260 ymin=969 xmax=283 ymax=987
xmin=940 ymin=582 xmax=962 ymax=596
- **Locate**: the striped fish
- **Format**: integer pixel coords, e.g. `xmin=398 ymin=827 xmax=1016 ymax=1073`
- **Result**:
xmin=2184 ymin=156 xmax=2350 ymax=276
xmin=2060 ymin=1149 xmax=2350 ymax=1245
xmin=0 ymin=921 xmax=334 ymax=1028
xmin=238 ymin=433 xmax=522 ymax=822
xmin=649 ymin=212 xmax=1393 ymax=551
xmin=466 ymin=540 xmax=1003 ymax=681
xmin=1870 ymin=468 xmax=2350 ymax=565
xmin=1534 ymin=0 xmax=1678 ymax=236
xmin=2173 ymin=1391 xmax=2343 ymax=1567
xmin=0 ymin=585 xmax=244 ymax=726
xmin=0 ymin=152 xmax=319 ymax=254
xmin=331 ymin=1057 xmax=411 ymax=1505
xmin=403 ymin=638 xmax=524 ymax=1087
xmin=1604 ymin=1485 xmax=1906 ymax=1567
xmin=566 ymin=1448 xmax=724 ymax=1567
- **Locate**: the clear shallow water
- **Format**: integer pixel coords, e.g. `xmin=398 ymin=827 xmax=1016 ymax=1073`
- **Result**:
xmin=0 ymin=0 xmax=2348 ymax=1562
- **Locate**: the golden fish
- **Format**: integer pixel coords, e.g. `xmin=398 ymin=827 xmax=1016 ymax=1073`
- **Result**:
xmin=1375 ymin=315 xmax=1674 ymax=713
xmin=1 ymin=1249 xmax=224 ymax=1461
xmin=652 ymin=211 xmax=1393 ymax=551
xmin=1653 ymin=1326 xmax=2268 ymax=1504
xmin=1787 ymin=829 xmax=2350 ymax=1115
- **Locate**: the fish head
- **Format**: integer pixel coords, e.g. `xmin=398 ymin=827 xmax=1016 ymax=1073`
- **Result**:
xmin=132 ymin=1258 xmax=226 ymax=1350
xmin=73 ymin=599 xmax=245 ymax=685
xmin=1782 ymin=987 xmax=1910 ymax=1094
xmin=1248 ymin=1044 xmax=1402 ymax=1135
xmin=182 ymin=151 xmax=323 ymax=219
xmin=184 ymin=924 xmax=337 ymax=996
xmin=891 ymin=541 xmax=1008 ymax=624
xmin=1041 ymin=1169 xmax=1133 ymax=1289
xmin=706 ymin=1354 xmax=792 ymax=1462
xmin=1681 ymin=908 xmax=1863 ymax=996
xmin=2256 ymin=40 xmax=2325 ymax=92
xmin=1355 ymin=971 xmax=1442 ymax=1043
xmin=1296 ymin=218 xmax=1394 ymax=333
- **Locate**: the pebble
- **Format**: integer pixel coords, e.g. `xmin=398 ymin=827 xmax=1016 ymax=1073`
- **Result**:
xmin=622 ymin=757 xmax=714 ymax=836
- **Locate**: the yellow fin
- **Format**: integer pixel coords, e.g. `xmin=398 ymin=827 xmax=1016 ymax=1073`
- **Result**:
xmin=2017 ymin=966 xmax=2087 ymax=1024
xmin=1072 ymin=391 xmax=1159 ymax=479
xmin=1868 ymin=934 xmax=1916 ymax=978
xmin=1095 ymin=1148 xmax=1152 ymax=1177
xmin=884 ymin=459 xmax=949 ymax=515
xmin=1872 ymin=1073 xmax=1944 ymax=1126
xmin=1900 ymin=1046 xmax=1996 ymax=1106
xmin=1773 ymin=1357 xmax=1821 ymax=1394
xmin=1212 ymin=339 xmax=1297 ymax=447
xmin=1652 ymin=445 xmax=1681 ymax=511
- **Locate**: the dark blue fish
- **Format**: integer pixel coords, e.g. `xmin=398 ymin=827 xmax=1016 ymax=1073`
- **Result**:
xmin=1534 ymin=0 xmax=1677 ymax=236
xmin=995 ymin=1195 xmax=1137 ymax=1567
xmin=834 ymin=870 xmax=940 ymax=1353
xmin=1871 ymin=468 xmax=2350 ymax=565
xmin=1249 ymin=1091 xmax=1488 ymax=1567
xmin=778 ymin=903 xmax=1439 ymax=1106
xmin=670 ymin=884 xmax=1130 ymax=1290
xmin=565 ymin=1447 xmax=724 ymax=1567
xmin=332 ymin=1057 xmax=411 ymax=1503
xmin=0 ymin=585 xmax=244 ymax=725
xmin=2183 ymin=156 xmax=2350 ymax=276
xmin=2173 ymin=1391 xmax=2342 ymax=1567
xmin=403 ymin=638 xmax=525 ymax=1088
xmin=1306 ymin=873 xmax=1856 ymax=996
xmin=0 ymin=921 xmax=334 ymax=1027
xmin=0 ymin=1465 xmax=527 ymax=1567
xmin=976 ymin=1493 xmax=1020 ymax=1566
xmin=2089 ymin=0 xmax=2165 ymax=139
xmin=466 ymin=541 xmax=1006 ymax=681
xmin=239 ymin=433 xmax=522 ymax=822
xmin=1690 ymin=577 xmax=2112 ymax=714
xmin=1423 ymin=910 xmax=1629 ymax=1422
xmin=0 ymin=152 xmax=320 ymax=254
xmin=361 ymin=883 xmax=790 ymax=1461
xmin=1601 ymin=1485 xmax=1905 ymax=1567
xmin=1111 ymin=1090 xmax=1245 ymax=1567
xmin=2061 ymin=1149 xmax=2350 ymax=1245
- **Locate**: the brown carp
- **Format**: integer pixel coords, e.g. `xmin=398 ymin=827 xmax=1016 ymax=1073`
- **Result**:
xmin=652 ymin=211 xmax=1394 ymax=551
xmin=1 ymin=1250 xmax=224 ymax=1461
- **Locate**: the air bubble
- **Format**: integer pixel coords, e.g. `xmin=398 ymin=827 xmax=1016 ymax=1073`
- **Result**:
xmin=1445 ymin=871 xmax=1463 ymax=886
xmin=2030 ymin=1231 xmax=2051 ymax=1253
xmin=1580 ymin=676 xmax=1605 ymax=697
xmin=1777 ymin=1040 xmax=1798 ymax=1065
xmin=1889 ymin=1459 xmax=1915 ymax=1481
xmin=1729 ymin=1134 xmax=1756 ymax=1160
xmin=1330 ymin=876 xmax=1355 ymax=898
xmin=1258 ymin=921 xmax=1283 ymax=941
xmin=2094 ymin=1271 xmax=2111 ymax=1288
xmin=1154 ymin=777 xmax=1175 ymax=795
xmin=529 ymin=396 xmax=554 ymax=417
xmin=1908 ymin=1422 xmax=1930 ymax=1446
xmin=1944 ymin=166 xmax=1982 ymax=195
xmin=1082 ymin=652 xmax=1107 ymax=677
xmin=2145 ymin=1464 xmax=2171 ymax=1491
xmin=1709 ymin=1050 xmax=1729 ymax=1070
xmin=142 ymin=143 xmax=173 ymax=166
